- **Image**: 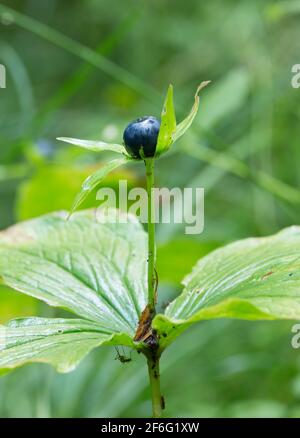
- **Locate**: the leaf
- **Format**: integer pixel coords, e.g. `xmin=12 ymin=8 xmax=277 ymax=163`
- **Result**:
xmin=172 ymin=81 xmax=210 ymax=143
xmin=154 ymin=226 xmax=300 ymax=349
xmin=0 ymin=317 xmax=133 ymax=373
xmin=69 ymin=157 xmax=129 ymax=217
xmin=0 ymin=210 xmax=148 ymax=342
xmin=16 ymin=164 xmax=139 ymax=220
xmin=156 ymin=84 xmax=177 ymax=156
xmin=57 ymin=137 xmax=128 ymax=155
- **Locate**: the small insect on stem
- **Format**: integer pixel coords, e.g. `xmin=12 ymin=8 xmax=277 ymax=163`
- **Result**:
xmin=114 ymin=346 xmax=132 ymax=364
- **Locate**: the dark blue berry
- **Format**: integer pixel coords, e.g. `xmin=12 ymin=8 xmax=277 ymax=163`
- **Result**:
xmin=123 ymin=116 xmax=160 ymax=158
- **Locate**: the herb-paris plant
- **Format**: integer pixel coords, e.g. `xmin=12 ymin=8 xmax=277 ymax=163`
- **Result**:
xmin=1 ymin=83 xmax=300 ymax=418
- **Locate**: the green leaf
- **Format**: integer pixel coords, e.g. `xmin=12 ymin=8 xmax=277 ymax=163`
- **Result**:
xmin=154 ymin=226 xmax=300 ymax=349
xmin=0 ymin=210 xmax=148 ymax=342
xmin=69 ymin=157 xmax=129 ymax=216
xmin=172 ymin=81 xmax=210 ymax=144
xmin=156 ymin=84 xmax=177 ymax=156
xmin=0 ymin=317 xmax=133 ymax=373
xmin=57 ymin=137 xmax=128 ymax=155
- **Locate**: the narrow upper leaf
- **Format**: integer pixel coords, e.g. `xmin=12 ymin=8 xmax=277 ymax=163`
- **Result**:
xmin=57 ymin=137 xmax=128 ymax=155
xmin=172 ymin=81 xmax=210 ymax=144
xmin=156 ymin=84 xmax=177 ymax=156
xmin=154 ymin=226 xmax=300 ymax=349
xmin=69 ymin=157 xmax=128 ymax=217
xmin=0 ymin=317 xmax=133 ymax=373
xmin=0 ymin=210 xmax=148 ymax=337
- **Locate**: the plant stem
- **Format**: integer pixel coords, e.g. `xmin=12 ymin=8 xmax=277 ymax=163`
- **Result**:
xmin=145 ymin=158 xmax=163 ymax=417
xmin=145 ymin=157 xmax=163 ymax=417
xmin=147 ymin=354 xmax=163 ymax=418
xmin=145 ymin=157 xmax=156 ymax=312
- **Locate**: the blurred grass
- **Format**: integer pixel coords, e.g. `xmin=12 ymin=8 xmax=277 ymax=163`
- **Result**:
xmin=0 ymin=0 xmax=300 ymax=418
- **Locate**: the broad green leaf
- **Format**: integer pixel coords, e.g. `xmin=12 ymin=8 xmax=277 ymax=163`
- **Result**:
xmin=69 ymin=157 xmax=129 ymax=216
xmin=154 ymin=226 xmax=300 ymax=349
xmin=156 ymin=84 xmax=177 ymax=156
xmin=0 ymin=317 xmax=133 ymax=373
xmin=172 ymin=81 xmax=210 ymax=144
xmin=57 ymin=137 xmax=128 ymax=155
xmin=0 ymin=210 xmax=147 ymax=338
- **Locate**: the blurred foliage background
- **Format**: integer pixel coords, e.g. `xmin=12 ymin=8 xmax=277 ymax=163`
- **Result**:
xmin=1 ymin=0 xmax=300 ymax=418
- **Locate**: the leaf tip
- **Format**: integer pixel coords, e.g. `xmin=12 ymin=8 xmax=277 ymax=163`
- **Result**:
xmin=66 ymin=206 xmax=77 ymax=221
xmin=196 ymin=80 xmax=211 ymax=96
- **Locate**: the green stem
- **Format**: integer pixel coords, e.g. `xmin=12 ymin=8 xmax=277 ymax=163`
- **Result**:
xmin=145 ymin=157 xmax=163 ymax=417
xmin=147 ymin=354 xmax=163 ymax=418
xmin=145 ymin=157 xmax=156 ymax=312
xmin=144 ymin=158 xmax=164 ymax=417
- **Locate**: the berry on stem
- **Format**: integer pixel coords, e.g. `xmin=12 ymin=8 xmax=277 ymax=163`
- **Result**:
xmin=123 ymin=116 xmax=160 ymax=159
